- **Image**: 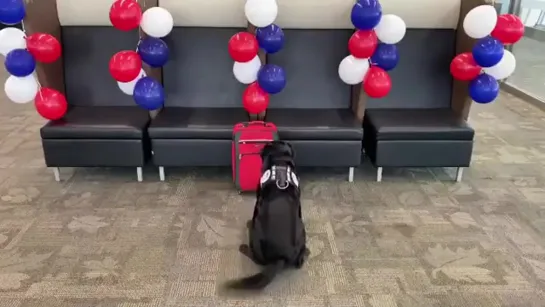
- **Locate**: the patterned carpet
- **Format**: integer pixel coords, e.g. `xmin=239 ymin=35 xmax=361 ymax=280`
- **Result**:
xmin=2 ymin=73 xmax=545 ymax=306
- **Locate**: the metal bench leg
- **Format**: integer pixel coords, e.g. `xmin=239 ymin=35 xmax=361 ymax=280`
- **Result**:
xmin=348 ymin=167 xmax=354 ymax=182
xmin=159 ymin=166 xmax=165 ymax=182
xmin=52 ymin=167 xmax=60 ymax=182
xmin=136 ymin=167 xmax=143 ymax=182
xmin=376 ymin=167 xmax=383 ymax=182
xmin=455 ymin=167 xmax=464 ymax=182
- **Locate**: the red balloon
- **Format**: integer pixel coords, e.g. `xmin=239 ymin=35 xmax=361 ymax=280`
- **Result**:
xmin=109 ymin=0 xmax=142 ymax=31
xmin=242 ymin=82 xmax=269 ymax=114
xmin=35 ymin=88 xmax=68 ymax=120
xmin=348 ymin=30 xmax=378 ymax=59
xmin=228 ymin=32 xmax=259 ymax=63
xmin=26 ymin=33 xmax=62 ymax=63
xmin=109 ymin=51 xmax=142 ymax=82
xmin=363 ymin=66 xmax=392 ymax=98
xmin=491 ymin=14 xmax=524 ymax=45
xmin=450 ymin=52 xmax=481 ymax=81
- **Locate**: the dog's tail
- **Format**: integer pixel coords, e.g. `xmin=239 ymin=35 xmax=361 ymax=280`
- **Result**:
xmin=225 ymin=259 xmax=285 ymax=290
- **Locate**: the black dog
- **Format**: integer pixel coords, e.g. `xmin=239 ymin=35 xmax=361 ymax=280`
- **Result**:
xmin=226 ymin=141 xmax=309 ymax=290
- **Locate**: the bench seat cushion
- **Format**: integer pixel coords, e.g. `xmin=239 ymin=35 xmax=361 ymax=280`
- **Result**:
xmin=148 ymin=107 xmax=247 ymax=139
xmin=265 ymin=109 xmax=363 ymax=140
xmin=365 ymin=109 xmax=474 ymax=141
xmin=40 ymin=106 xmax=150 ymax=139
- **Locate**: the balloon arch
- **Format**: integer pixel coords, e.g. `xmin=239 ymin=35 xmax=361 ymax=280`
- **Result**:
xmin=336 ymin=1 xmax=525 ymax=105
xmin=0 ymin=0 xmax=175 ymax=118
xmin=337 ymin=0 xmax=406 ymax=98
xmin=0 ymin=0 xmax=66 ymax=120
xmin=228 ymin=0 xmax=286 ymax=115
xmin=1 ymin=1 xmax=523 ymax=117
xmin=450 ymin=5 xmax=524 ymax=104
xmin=108 ymin=0 xmax=173 ymax=111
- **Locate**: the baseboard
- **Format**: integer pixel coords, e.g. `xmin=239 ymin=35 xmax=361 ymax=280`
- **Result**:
xmin=500 ymin=83 xmax=545 ymax=112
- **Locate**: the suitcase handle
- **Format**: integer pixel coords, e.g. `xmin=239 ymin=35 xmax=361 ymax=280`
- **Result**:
xmin=239 ymin=139 xmax=272 ymax=143
xmin=242 ymin=121 xmax=268 ymax=127
xmin=238 ymin=152 xmax=261 ymax=159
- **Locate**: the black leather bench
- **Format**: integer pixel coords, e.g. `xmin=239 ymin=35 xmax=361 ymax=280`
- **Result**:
xmin=148 ymin=28 xmax=253 ymax=181
xmin=148 ymin=107 xmax=247 ymax=181
xmin=39 ymin=27 xmax=154 ymax=182
xmin=266 ymin=108 xmax=363 ymax=182
xmin=41 ymin=106 xmax=151 ymax=181
xmin=363 ymin=108 xmax=474 ymax=182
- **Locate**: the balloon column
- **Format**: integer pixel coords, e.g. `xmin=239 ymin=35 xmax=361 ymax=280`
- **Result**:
xmin=0 ymin=0 xmax=66 ymax=120
xmin=109 ymin=0 xmax=173 ymax=110
xmin=450 ymin=5 xmax=524 ymax=104
xmin=338 ymin=0 xmax=406 ymax=98
xmin=229 ymin=0 xmax=286 ymax=115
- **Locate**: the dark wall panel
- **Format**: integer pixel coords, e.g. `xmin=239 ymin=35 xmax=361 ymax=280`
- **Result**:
xmin=267 ymin=29 xmax=456 ymax=110
xmin=62 ymin=26 xmax=140 ymax=107
xmin=163 ymin=27 xmax=246 ymax=108
xmin=61 ymin=27 xmax=456 ymax=110
xmin=268 ymin=29 xmax=353 ymax=109
xmin=366 ymin=29 xmax=456 ymax=109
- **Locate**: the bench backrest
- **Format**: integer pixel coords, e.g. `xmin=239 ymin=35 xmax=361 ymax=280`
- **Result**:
xmin=267 ymin=0 xmax=459 ymax=110
xmin=159 ymin=0 xmax=247 ymax=108
xmin=56 ymin=0 xmax=159 ymax=106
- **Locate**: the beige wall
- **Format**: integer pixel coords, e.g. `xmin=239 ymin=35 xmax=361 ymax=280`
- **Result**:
xmin=56 ymin=0 xmax=461 ymax=29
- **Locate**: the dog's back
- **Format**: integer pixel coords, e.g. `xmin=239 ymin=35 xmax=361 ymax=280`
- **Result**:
xmin=258 ymin=171 xmax=303 ymax=260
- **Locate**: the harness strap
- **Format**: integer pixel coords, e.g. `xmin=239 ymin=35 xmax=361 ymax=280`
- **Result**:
xmin=260 ymin=165 xmax=299 ymax=190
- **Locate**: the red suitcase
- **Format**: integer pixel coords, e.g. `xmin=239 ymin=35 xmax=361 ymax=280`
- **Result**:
xmin=232 ymin=121 xmax=279 ymax=192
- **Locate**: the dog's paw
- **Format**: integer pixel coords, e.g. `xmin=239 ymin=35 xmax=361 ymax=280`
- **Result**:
xmin=295 ymin=259 xmax=305 ymax=269
xmin=295 ymin=248 xmax=311 ymax=269
xmin=239 ymin=244 xmax=251 ymax=256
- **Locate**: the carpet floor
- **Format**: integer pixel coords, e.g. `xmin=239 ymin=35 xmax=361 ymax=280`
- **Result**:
xmin=1 ymin=71 xmax=545 ymax=306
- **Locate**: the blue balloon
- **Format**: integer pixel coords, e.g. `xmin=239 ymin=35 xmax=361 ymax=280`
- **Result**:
xmin=5 ymin=49 xmax=35 ymax=77
xmin=351 ymin=0 xmax=382 ymax=30
xmin=469 ymin=74 xmax=499 ymax=104
xmin=371 ymin=43 xmax=399 ymax=71
xmin=137 ymin=37 xmax=169 ymax=68
xmin=257 ymin=64 xmax=286 ymax=94
xmin=133 ymin=77 xmax=165 ymax=110
xmin=0 ymin=0 xmax=25 ymax=25
xmin=256 ymin=24 xmax=285 ymax=54
xmin=472 ymin=36 xmax=504 ymax=68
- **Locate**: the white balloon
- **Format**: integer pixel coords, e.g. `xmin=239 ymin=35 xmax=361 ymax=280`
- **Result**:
xmin=463 ymin=5 xmax=497 ymax=39
xmin=233 ymin=56 xmax=262 ymax=84
xmin=338 ymin=55 xmax=370 ymax=85
xmin=0 ymin=27 xmax=26 ymax=56
xmin=375 ymin=14 xmax=406 ymax=44
xmin=118 ymin=69 xmax=146 ymax=95
xmin=4 ymin=75 xmax=39 ymax=104
xmin=140 ymin=7 xmax=174 ymax=38
xmin=483 ymin=50 xmax=516 ymax=80
xmin=245 ymin=0 xmax=278 ymax=28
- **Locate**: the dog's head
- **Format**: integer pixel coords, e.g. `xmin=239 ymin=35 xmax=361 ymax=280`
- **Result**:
xmin=261 ymin=141 xmax=296 ymax=170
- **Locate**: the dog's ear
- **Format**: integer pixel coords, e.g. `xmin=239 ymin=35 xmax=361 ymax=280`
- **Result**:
xmin=261 ymin=143 xmax=273 ymax=170
xmin=261 ymin=143 xmax=272 ymax=160
xmin=286 ymin=142 xmax=295 ymax=159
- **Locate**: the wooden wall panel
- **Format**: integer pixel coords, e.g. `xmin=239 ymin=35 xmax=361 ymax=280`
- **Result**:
xmin=350 ymin=31 xmax=366 ymax=122
xmin=23 ymin=0 xmax=65 ymax=94
xmin=139 ymin=0 xmax=161 ymax=117
xmin=138 ymin=0 xmax=161 ymax=84
xmin=247 ymin=23 xmax=267 ymax=120
xmin=350 ymin=74 xmax=366 ymax=122
xmin=451 ymin=0 xmax=494 ymax=120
